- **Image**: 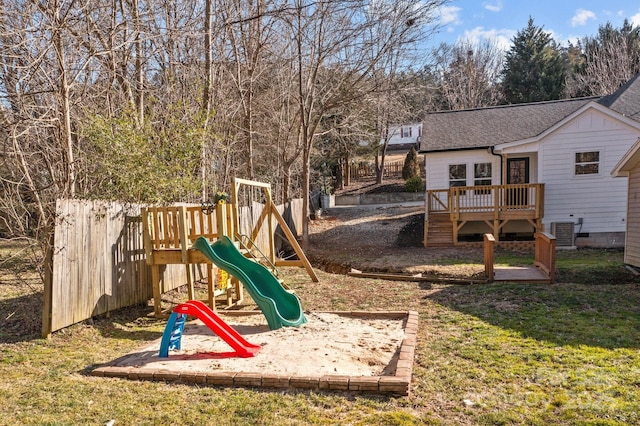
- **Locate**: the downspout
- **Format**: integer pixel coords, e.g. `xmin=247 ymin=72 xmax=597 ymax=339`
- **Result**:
xmin=489 ymin=146 xmax=505 ymax=242
xmin=489 ymin=146 xmax=504 ymax=184
xmin=422 ymin=151 xmax=429 ymax=247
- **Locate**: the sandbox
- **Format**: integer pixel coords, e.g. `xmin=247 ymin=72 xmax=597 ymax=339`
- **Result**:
xmin=91 ymin=310 xmax=418 ymax=396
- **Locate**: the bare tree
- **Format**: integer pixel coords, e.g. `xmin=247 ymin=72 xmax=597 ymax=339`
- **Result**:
xmin=434 ymin=39 xmax=504 ymax=110
xmin=0 ymin=0 xmax=447 ymax=270
xmin=286 ymin=0 xmax=444 ymax=247
xmin=567 ymin=21 xmax=640 ymax=97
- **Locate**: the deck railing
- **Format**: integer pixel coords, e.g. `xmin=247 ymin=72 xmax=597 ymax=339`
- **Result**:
xmin=534 ymin=232 xmax=556 ymax=283
xmin=427 ymin=183 xmax=544 ymax=219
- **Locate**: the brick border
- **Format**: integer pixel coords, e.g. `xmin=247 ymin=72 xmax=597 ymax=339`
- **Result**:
xmin=91 ymin=311 xmax=418 ymax=396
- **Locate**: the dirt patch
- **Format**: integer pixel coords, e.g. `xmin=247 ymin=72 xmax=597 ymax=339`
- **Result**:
xmin=396 ymin=214 xmax=425 ymax=247
xmin=307 ymin=203 xmax=484 ymax=278
xmin=334 ymin=177 xmax=408 ymax=196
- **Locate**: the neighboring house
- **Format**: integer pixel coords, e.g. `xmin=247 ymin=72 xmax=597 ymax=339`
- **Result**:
xmin=419 ymin=73 xmax=640 ymax=248
xmin=385 ymin=123 xmax=422 ymax=151
xmin=612 ymin=137 xmax=640 ymax=268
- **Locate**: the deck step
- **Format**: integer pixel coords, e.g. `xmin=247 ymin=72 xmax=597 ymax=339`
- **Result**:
xmin=426 ymin=214 xmax=454 ymax=246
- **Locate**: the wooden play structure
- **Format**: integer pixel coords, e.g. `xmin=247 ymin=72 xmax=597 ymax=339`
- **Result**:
xmin=141 ymin=178 xmax=317 ymax=317
xmin=231 ymin=178 xmax=317 ymax=280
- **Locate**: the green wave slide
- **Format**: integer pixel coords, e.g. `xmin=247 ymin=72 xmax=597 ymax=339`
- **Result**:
xmin=193 ymin=236 xmax=307 ymax=330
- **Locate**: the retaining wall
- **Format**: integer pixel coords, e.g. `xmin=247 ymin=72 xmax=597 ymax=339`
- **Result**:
xmin=335 ymin=192 xmax=424 ymax=206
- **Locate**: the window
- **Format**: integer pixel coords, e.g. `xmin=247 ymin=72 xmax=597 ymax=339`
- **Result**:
xmin=575 ymin=151 xmax=599 ymax=175
xmin=401 ymin=127 xmax=412 ymax=138
xmin=474 ymin=163 xmax=492 ymax=194
xmin=449 ymin=164 xmax=467 ymax=187
xmin=474 ymin=163 xmax=492 ymax=186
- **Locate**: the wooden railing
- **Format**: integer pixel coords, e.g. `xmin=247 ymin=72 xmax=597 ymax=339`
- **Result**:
xmin=534 ymin=232 xmax=556 ymax=283
xmin=349 ymin=159 xmax=426 ymax=180
xmin=427 ymin=183 xmax=544 ymax=219
xmin=484 ymin=233 xmax=495 ymax=281
xmin=427 ymin=189 xmax=450 ymax=212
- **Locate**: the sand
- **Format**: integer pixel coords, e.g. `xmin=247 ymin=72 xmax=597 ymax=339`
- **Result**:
xmin=112 ymin=312 xmax=406 ymax=377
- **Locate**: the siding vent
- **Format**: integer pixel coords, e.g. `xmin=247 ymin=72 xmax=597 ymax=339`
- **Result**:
xmin=550 ymin=222 xmax=576 ymax=248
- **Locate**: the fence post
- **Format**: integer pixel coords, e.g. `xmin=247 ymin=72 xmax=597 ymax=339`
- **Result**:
xmin=484 ymin=233 xmax=495 ymax=281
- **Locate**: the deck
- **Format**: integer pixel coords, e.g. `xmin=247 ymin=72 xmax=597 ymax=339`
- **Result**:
xmin=493 ymin=266 xmax=552 ymax=283
xmin=425 ymin=183 xmax=545 ymax=246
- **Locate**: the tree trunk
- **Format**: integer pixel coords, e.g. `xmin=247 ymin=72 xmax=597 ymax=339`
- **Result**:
xmin=133 ymin=0 xmax=144 ymax=126
xmin=202 ymin=0 xmax=212 ymax=200
xmin=53 ymin=4 xmax=76 ymax=198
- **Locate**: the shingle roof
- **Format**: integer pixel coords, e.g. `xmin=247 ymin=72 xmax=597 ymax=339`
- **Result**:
xmin=419 ymin=98 xmax=596 ymax=152
xmin=598 ymin=73 xmax=640 ymax=121
xmin=420 ymin=72 xmax=640 ymax=153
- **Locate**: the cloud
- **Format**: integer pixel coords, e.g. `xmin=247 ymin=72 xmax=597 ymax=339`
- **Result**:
xmin=631 ymin=11 xmax=640 ymax=27
xmin=483 ymin=1 xmax=503 ymax=13
xmin=571 ymin=9 xmax=596 ymax=27
xmin=460 ymin=26 xmax=515 ymax=51
xmin=437 ymin=5 xmax=462 ymax=26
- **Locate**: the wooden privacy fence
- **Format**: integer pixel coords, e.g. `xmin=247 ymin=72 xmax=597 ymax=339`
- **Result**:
xmin=349 ymin=159 xmax=426 ymax=181
xmin=43 ymin=197 xmax=304 ymax=336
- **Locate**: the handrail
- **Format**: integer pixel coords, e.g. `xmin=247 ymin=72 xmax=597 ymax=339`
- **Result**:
xmin=426 ymin=189 xmax=450 ymax=213
xmin=236 ymin=233 xmax=280 ymax=278
xmin=534 ymin=232 xmax=556 ymax=283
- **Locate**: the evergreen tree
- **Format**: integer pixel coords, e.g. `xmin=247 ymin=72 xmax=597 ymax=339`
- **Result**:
xmin=501 ymin=17 xmax=565 ymax=103
xmin=402 ymin=146 xmax=421 ymax=180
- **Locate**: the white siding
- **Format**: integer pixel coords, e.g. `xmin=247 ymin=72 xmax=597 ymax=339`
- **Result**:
xmin=425 ymin=149 xmax=501 ymax=189
xmin=537 ymin=109 xmax=639 ymax=234
xmin=625 ymin=166 xmax=640 ymax=267
xmin=386 ymin=123 xmax=422 ymax=147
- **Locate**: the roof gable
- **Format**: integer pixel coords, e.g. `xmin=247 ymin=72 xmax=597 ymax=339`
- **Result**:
xmin=495 ymin=101 xmax=640 ymax=152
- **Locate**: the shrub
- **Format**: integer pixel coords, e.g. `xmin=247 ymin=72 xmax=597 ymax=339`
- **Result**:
xmin=405 ymin=176 xmax=424 ymax=192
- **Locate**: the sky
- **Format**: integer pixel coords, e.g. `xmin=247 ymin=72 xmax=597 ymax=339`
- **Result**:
xmin=430 ymin=0 xmax=640 ymax=50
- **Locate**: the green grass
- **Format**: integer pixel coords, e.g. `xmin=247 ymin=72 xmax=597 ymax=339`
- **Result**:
xmin=1 ymin=248 xmax=640 ymax=425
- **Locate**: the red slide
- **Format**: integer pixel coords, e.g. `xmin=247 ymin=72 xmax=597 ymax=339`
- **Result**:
xmin=173 ymin=300 xmax=261 ymax=358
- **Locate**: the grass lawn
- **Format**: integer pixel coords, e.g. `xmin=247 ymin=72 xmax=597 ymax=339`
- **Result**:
xmin=1 ymin=244 xmax=640 ymax=425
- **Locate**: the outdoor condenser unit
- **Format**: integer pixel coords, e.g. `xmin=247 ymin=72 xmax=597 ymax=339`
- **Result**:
xmin=550 ymin=222 xmax=576 ymax=247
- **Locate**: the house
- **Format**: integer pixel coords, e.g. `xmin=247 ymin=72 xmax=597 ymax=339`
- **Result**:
xmin=419 ymin=73 xmax=640 ymax=248
xmin=612 ymin=137 xmax=640 ymax=269
xmin=385 ymin=123 xmax=422 ymax=151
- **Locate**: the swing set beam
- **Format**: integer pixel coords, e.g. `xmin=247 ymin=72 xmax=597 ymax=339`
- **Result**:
xmin=232 ymin=178 xmax=318 ymax=282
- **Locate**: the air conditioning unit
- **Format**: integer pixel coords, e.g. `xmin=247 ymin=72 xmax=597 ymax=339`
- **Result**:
xmin=550 ymin=222 xmax=576 ymax=248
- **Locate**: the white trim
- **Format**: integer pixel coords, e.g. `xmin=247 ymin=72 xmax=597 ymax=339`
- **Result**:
xmin=448 ymin=162 xmax=468 ymax=186
xmin=572 ymin=149 xmax=602 ymax=178
xmin=613 ymin=137 xmax=640 ymax=177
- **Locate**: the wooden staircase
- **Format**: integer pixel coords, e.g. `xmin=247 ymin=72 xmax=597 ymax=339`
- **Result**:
xmin=426 ymin=213 xmax=454 ymax=247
